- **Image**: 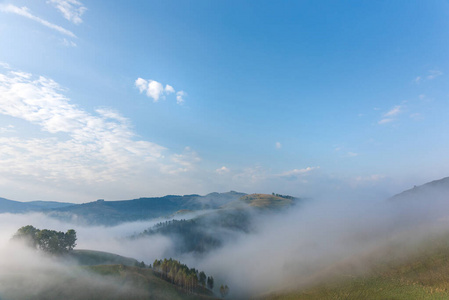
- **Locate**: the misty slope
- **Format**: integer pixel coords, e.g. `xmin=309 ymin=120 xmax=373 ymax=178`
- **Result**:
xmin=259 ymin=232 xmax=449 ymax=300
xmin=137 ymin=194 xmax=298 ymax=255
xmin=255 ymin=177 xmax=449 ymax=300
xmin=45 ymin=191 xmax=246 ymax=225
xmin=390 ymin=176 xmax=449 ymax=201
xmin=87 ymin=265 xmax=217 ymax=300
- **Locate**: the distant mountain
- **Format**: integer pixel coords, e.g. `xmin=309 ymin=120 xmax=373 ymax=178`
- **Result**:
xmin=45 ymin=191 xmax=247 ymax=225
xmin=0 ymin=191 xmax=297 ymax=226
xmin=0 ymin=197 xmax=74 ymax=213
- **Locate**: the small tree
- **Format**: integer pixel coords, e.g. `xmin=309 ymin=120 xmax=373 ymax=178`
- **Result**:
xmin=219 ymin=284 xmax=229 ymax=298
xmin=207 ymin=276 xmax=214 ymax=290
xmin=198 ymin=271 xmax=206 ymax=287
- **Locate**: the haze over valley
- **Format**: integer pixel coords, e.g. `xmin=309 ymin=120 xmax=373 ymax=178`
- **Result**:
xmin=1 ymin=0 xmax=449 ymax=299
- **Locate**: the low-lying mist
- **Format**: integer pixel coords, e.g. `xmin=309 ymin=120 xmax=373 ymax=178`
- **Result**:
xmin=1 ymin=183 xmax=449 ymax=299
xmin=0 ymin=241 xmax=148 ymax=300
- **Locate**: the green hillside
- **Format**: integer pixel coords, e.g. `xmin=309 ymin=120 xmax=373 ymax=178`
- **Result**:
xmin=68 ymin=249 xmax=140 ymax=266
xmin=259 ymin=233 xmax=449 ymax=300
xmin=86 ymin=265 xmax=216 ymax=300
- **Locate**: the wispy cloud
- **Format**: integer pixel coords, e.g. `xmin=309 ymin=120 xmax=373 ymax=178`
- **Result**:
xmin=0 ymin=4 xmax=76 ymax=38
xmin=378 ymin=105 xmax=402 ymax=125
xmin=162 ymin=147 xmax=201 ymax=174
xmin=135 ymin=78 xmax=186 ymax=104
xmin=176 ymin=91 xmax=186 ymax=105
xmin=378 ymin=118 xmax=393 ymax=124
xmin=275 ymin=142 xmax=282 ymax=149
xmin=216 ymin=166 xmax=230 ymax=175
xmin=414 ymin=70 xmax=443 ymax=83
xmin=383 ymin=105 xmax=401 ymax=117
xmin=277 ymin=167 xmax=319 ymax=180
xmin=0 ymin=68 xmax=199 ymax=201
xmin=62 ymin=38 xmax=77 ymax=47
xmin=354 ymin=174 xmax=385 ymax=182
xmin=47 ymin=0 xmax=87 ymax=25
xmin=427 ymin=70 xmax=443 ymax=80
xmin=0 ymin=125 xmax=15 ymax=133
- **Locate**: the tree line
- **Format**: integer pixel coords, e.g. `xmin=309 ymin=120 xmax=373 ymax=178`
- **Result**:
xmin=271 ymin=193 xmax=294 ymax=199
xmin=12 ymin=225 xmax=77 ymax=254
xmin=152 ymin=258 xmax=217 ymax=294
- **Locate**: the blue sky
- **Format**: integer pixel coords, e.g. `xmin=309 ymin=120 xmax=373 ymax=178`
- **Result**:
xmin=0 ymin=0 xmax=448 ymax=203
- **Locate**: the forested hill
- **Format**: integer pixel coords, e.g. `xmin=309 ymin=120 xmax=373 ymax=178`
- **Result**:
xmin=0 ymin=191 xmax=302 ymax=226
xmin=0 ymin=191 xmax=247 ymax=225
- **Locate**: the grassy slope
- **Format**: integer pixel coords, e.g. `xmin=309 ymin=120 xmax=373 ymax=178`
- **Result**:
xmin=65 ymin=250 xmax=217 ymax=299
xmin=260 ymin=234 xmax=449 ymax=300
xmin=87 ymin=265 xmax=217 ymax=300
xmin=230 ymin=194 xmax=293 ymax=209
xmin=69 ymin=249 xmax=139 ymax=266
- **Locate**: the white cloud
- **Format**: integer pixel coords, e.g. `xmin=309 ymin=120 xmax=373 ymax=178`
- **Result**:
xmin=0 ymin=125 xmax=15 ymax=133
xmin=275 ymin=142 xmax=282 ymax=149
xmin=277 ymin=167 xmax=319 ymax=179
xmin=347 ymin=152 xmax=358 ymax=157
xmin=216 ymin=166 xmax=230 ymax=175
xmin=0 ymin=68 xmax=200 ymax=202
xmin=0 ymin=62 xmax=10 ymax=69
xmin=165 ymin=84 xmax=175 ymax=94
xmin=147 ymin=80 xmax=164 ymax=102
xmin=414 ymin=70 xmax=443 ymax=83
xmin=378 ymin=105 xmax=402 ymax=125
xmin=135 ymin=78 xmax=147 ymax=93
xmin=378 ymin=118 xmax=393 ymax=125
xmin=47 ymin=0 xmax=87 ymax=25
xmin=162 ymin=147 xmax=201 ymax=174
xmin=176 ymin=91 xmax=186 ymax=105
xmin=62 ymin=38 xmax=76 ymax=47
xmin=427 ymin=70 xmax=443 ymax=80
xmin=135 ymin=78 xmax=185 ymax=104
xmin=0 ymin=4 xmax=76 ymax=38
xmin=410 ymin=113 xmax=423 ymax=121
xmin=383 ymin=105 xmax=401 ymax=117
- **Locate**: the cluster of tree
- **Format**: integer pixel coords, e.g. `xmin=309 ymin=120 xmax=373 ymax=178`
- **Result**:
xmin=137 ymin=210 xmax=252 ymax=255
xmin=12 ymin=225 xmax=77 ymax=254
xmin=140 ymin=219 xmax=221 ymax=253
xmin=271 ymin=193 xmax=294 ymax=199
xmin=152 ymin=258 xmax=215 ymax=293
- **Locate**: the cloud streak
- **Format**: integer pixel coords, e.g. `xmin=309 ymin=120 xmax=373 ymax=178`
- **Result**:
xmin=48 ymin=0 xmax=87 ymax=25
xmin=0 ymin=4 xmax=76 ymax=38
xmin=378 ymin=105 xmax=402 ymax=125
